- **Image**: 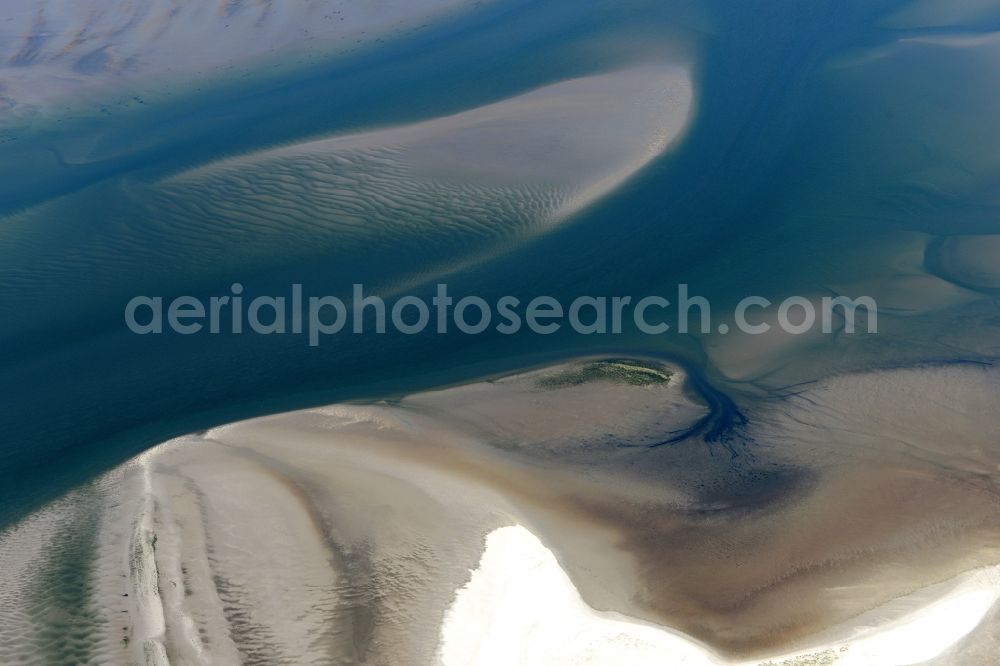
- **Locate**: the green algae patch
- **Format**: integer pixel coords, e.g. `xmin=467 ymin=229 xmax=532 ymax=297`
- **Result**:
xmin=536 ymin=360 xmax=672 ymax=389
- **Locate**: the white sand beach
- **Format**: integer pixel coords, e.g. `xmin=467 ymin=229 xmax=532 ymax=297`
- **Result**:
xmin=438 ymin=524 xmax=1000 ymax=666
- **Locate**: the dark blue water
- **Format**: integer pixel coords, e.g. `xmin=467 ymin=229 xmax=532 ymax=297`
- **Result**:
xmin=3 ymin=0 xmax=999 ymax=526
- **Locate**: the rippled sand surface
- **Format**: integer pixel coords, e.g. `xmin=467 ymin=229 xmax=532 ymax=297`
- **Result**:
xmin=2 ymin=358 xmax=998 ymax=664
xmin=0 ymin=0 xmax=482 ymax=113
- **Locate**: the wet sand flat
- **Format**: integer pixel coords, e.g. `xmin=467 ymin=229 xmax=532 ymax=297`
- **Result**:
xmin=3 ymin=357 xmax=998 ymax=664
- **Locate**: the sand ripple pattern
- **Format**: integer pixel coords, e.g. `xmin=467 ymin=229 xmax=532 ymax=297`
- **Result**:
xmin=0 ymin=64 xmax=692 ymax=341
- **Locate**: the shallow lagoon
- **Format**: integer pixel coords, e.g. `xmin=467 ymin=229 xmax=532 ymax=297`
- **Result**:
xmin=3 ymin=0 xmax=997 ymax=521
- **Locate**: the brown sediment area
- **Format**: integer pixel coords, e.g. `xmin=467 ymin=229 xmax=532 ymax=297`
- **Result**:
xmin=3 ymin=357 xmax=999 ymax=663
xmin=332 ymin=358 xmax=1000 ymax=658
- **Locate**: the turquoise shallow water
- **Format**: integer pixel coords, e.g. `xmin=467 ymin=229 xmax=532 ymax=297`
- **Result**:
xmin=1 ymin=0 xmax=999 ymax=529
